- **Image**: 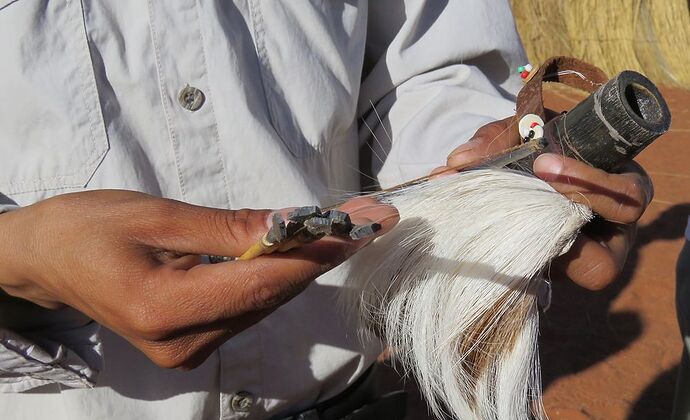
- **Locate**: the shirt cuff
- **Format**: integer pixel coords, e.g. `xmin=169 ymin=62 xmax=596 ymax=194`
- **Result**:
xmin=0 ymin=322 xmax=101 ymax=392
xmin=0 ymin=205 xmax=19 ymax=215
xmin=0 ymin=204 xmax=102 ymax=392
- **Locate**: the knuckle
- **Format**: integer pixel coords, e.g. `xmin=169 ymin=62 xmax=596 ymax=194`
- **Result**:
xmin=619 ymin=202 xmax=645 ymax=225
xmin=248 ymin=283 xmax=286 ymax=311
xmin=125 ymin=304 xmax=175 ymax=342
xmin=208 ymin=208 xmax=254 ymax=246
xmin=174 ymin=348 xmax=211 ymax=371
xmin=245 ymin=272 xmax=305 ymax=312
xmin=141 ymin=337 xmax=212 ymax=370
xmin=629 ymin=181 xmax=647 ymax=209
xmin=473 ymin=120 xmax=502 ymax=138
xmin=583 ymin=259 xmax=620 ymax=291
xmin=624 ymin=205 xmax=645 ymax=224
xmin=615 ymin=179 xmax=647 ymax=224
xmin=145 ymin=345 xmax=189 ymax=370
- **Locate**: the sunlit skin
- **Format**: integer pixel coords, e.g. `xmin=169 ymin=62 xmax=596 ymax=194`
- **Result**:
xmin=0 ymin=192 xmax=399 ymax=370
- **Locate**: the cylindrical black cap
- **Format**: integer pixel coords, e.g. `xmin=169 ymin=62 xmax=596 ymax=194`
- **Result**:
xmin=510 ymin=70 xmax=671 ymax=173
xmin=552 ymin=70 xmax=671 ymax=171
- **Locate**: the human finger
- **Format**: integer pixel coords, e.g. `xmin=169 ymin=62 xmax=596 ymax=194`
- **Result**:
xmin=551 ymin=219 xmax=636 ymax=290
xmin=533 ymin=154 xmax=653 ymax=223
xmin=446 ymin=117 xmax=520 ymax=169
xmin=130 ymin=201 xmax=273 ymax=258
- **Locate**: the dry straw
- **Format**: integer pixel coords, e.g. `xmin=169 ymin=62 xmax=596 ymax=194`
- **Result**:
xmin=510 ymin=0 xmax=690 ymax=86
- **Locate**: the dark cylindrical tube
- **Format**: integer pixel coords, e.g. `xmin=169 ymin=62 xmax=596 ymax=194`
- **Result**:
xmin=509 ymin=70 xmax=671 ymax=173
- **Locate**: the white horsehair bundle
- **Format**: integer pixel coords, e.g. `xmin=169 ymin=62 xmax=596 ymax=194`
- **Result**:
xmin=337 ymin=64 xmax=671 ymax=419
xmin=342 ymin=169 xmax=592 ymax=419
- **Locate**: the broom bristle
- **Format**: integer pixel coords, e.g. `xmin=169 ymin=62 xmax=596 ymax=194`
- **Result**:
xmin=342 ymin=169 xmax=592 ymax=419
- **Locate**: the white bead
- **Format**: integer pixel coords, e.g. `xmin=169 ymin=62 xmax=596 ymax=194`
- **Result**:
xmin=518 ymin=113 xmax=545 ymax=139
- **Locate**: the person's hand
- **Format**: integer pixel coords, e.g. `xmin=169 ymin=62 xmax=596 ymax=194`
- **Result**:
xmin=435 ymin=117 xmax=653 ymax=291
xmin=0 ymin=190 xmax=399 ymax=369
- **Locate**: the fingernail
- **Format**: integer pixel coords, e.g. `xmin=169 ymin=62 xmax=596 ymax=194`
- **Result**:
xmin=337 ymin=197 xmax=400 ymax=240
xmin=533 ymin=153 xmax=564 ymax=181
xmin=266 ymin=208 xmax=293 ymax=229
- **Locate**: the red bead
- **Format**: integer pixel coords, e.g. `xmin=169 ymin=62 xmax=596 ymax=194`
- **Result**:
xmin=530 ymin=122 xmax=539 ymax=128
xmin=520 ymin=70 xmax=530 ymax=79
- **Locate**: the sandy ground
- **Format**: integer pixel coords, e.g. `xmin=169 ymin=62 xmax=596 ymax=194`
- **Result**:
xmin=379 ymin=85 xmax=690 ymax=419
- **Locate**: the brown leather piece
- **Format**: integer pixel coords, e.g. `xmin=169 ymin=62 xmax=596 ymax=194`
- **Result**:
xmin=516 ymin=56 xmax=609 ymax=122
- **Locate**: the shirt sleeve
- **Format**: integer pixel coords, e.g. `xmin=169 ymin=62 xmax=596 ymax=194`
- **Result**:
xmin=0 ymin=205 xmax=102 ymax=392
xmin=359 ymin=0 xmax=528 ymax=188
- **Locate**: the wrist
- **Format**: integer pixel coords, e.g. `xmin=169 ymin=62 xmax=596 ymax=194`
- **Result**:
xmin=0 ymin=204 xmax=34 ymax=292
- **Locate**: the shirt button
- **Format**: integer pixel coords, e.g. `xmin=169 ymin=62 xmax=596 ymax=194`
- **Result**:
xmin=178 ymin=85 xmax=205 ymax=111
xmin=230 ymin=391 xmax=255 ymax=413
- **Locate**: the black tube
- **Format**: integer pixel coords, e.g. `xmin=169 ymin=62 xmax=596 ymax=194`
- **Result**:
xmin=508 ymin=70 xmax=671 ymax=173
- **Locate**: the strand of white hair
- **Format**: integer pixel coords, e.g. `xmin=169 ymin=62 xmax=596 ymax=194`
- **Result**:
xmin=341 ymin=169 xmax=592 ymax=419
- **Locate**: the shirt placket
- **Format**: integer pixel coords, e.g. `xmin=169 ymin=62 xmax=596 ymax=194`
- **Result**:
xmin=218 ymin=328 xmax=265 ymax=419
xmin=147 ymin=2 xmax=264 ymax=419
xmin=146 ymin=0 xmax=231 ymax=208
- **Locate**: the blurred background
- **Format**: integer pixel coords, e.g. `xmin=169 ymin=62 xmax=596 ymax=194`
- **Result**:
xmin=511 ymin=0 xmax=690 ymax=87
xmin=382 ymin=1 xmax=690 ymax=418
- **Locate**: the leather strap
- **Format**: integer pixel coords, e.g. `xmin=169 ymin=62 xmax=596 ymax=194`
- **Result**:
xmin=516 ymin=56 xmax=609 ymax=121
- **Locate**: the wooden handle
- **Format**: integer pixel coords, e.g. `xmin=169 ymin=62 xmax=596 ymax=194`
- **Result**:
xmin=510 ymin=70 xmax=671 ymax=172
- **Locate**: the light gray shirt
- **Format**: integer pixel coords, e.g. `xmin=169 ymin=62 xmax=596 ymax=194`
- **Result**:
xmin=0 ymin=0 xmax=526 ymax=418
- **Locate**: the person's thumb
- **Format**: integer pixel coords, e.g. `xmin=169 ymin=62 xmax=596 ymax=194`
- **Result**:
xmin=446 ymin=116 xmax=520 ymax=169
